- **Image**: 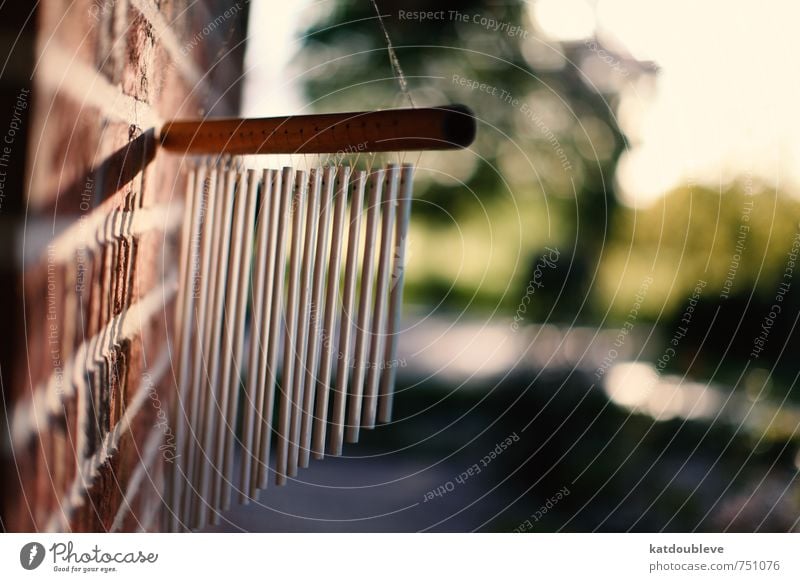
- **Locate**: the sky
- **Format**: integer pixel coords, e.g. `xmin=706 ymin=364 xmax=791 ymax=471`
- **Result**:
xmin=241 ymin=0 xmax=311 ymax=118
xmin=534 ymin=0 xmax=800 ymax=206
xmin=244 ymin=0 xmax=800 ymax=207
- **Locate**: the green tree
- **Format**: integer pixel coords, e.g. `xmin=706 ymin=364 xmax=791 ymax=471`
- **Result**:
xmin=298 ymin=0 xmax=642 ymax=319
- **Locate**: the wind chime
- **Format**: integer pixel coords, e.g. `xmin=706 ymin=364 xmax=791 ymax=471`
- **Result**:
xmin=160 ymin=105 xmax=476 ymax=531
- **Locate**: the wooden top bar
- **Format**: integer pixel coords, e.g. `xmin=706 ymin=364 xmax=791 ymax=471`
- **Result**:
xmin=159 ymin=105 xmax=476 ymax=155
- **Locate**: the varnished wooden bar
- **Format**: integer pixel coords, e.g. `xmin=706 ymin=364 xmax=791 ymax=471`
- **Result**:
xmin=160 ymin=105 xmax=475 ymax=155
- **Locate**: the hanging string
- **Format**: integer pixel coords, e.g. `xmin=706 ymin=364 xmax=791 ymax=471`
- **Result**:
xmin=368 ymin=2 xmax=423 ymax=170
xmin=370 ymin=0 xmax=415 ymax=109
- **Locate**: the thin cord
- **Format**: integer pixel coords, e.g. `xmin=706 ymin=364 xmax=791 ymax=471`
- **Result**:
xmin=368 ymin=1 xmax=422 ymax=170
xmin=370 ymin=0 xmax=415 ymax=108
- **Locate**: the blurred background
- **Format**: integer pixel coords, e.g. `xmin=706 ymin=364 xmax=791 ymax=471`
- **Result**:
xmin=204 ymin=0 xmax=800 ymax=532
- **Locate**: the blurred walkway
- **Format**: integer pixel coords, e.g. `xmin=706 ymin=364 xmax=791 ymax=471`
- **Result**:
xmin=201 ymin=317 xmax=800 ymax=532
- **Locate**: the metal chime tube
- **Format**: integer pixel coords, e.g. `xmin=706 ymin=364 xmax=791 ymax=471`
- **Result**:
xmin=182 ymin=164 xmax=219 ymax=529
xmin=195 ymin=167 xmax=237 ymax=529
xmin=254 ymin=168 xmax=292 ymax=492
xmin=287 ymin=170 xmax=321 ymax=477
xmin=275 ymin=171 xmax=308 ymax=485
xmin=218 ymin=169 xmax=259 ymax=515
xmin=239 ymin=169 xmax=276 ymax=504
xmin=311 ymin=168 xmax=353 ymax=460
xmin=344 ymin=168 xmax=384 ymax=445
xmin=327 ymin=171 xmax=367 ymax=457
xmin=361 ymin=164 xmax=400 ymax=431
xmin=298 ymin=167 xmax=336 ymax=468
xmin=378 ymin=164 xmax=415 ymax=423
xmin=169 ymin=166 xmax=200 ymax=531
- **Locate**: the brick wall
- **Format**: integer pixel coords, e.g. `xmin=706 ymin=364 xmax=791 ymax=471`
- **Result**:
xmin=0 ymin=0 xmax=248 ymax=532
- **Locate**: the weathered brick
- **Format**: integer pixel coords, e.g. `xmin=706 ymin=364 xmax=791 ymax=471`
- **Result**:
xmin=1 ymin=0 xmax=247 ymax=532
